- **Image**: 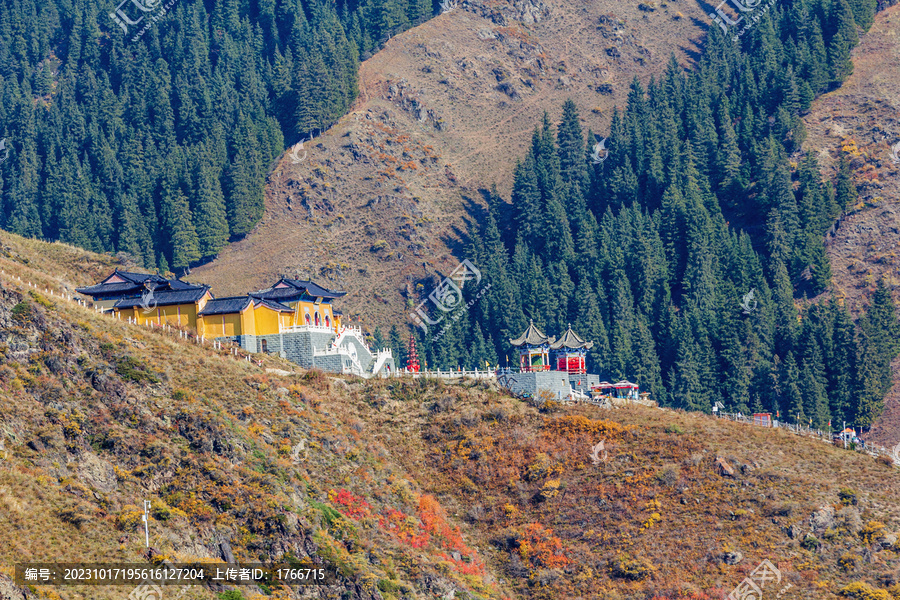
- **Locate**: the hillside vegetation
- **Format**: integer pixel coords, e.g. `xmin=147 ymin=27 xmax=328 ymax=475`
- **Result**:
xmin=394 ymin=0 xmax=900 ymax=440
xmin=0 ymin=233 xmax=899 ymax=600
xmin=0 ymin=0 xmax=432 ymax=272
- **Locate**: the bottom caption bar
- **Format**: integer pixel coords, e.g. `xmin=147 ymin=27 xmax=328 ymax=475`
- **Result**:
xmin=15 ymin=563 xmax=338 ymax=586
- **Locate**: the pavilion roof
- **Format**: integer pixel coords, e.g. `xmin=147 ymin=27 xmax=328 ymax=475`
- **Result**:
xmin=549 ymin=324 xmax=593 ymax=350
xmin=509 ymin=320 xmax=555 ymax=347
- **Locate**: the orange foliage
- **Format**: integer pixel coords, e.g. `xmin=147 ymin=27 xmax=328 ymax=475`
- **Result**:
xmin=517 ymin=523 xmax=568 ymax=569
xmin=379 ymin=508 xmax=429 ymax=548
xmin=379 ymin=496 xmax=485 ymax=575
xmin=544 ymin=415 xmax=628 ymax=439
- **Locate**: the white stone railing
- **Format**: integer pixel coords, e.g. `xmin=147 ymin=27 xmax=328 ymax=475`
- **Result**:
xmin=279 ymin=323 xmax=337 ymax=334
xmin=394 ymin=368 xmax=496 ymax=380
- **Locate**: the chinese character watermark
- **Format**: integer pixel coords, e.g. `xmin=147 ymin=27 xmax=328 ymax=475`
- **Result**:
xmin=890 ymin=141 xmax=900 ymax=165
xmin=439 ymin=0 xmax=458 ymax=14
xmin=740 ymin=289 xmax=758 ymax=315
xmin=728 ymin=559 xmax=792 ymax=600
xmin=109 ymin=0 xmax=179 ymax=42
xmin=127 ymin=536 xmax=189 ymax=600
xmin=410 ymin=259 xmax=490 ymax=340
xmin=590 ymin=137 xmax=609 ymax=165
xmin=709 ymin=0 xmax=777 ymax=42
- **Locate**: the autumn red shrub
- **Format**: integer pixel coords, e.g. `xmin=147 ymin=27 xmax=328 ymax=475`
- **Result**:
xmin=379 ymin=508 xmax=429 ymax=548
xmin=517 ymin=523 xmax=568 ymax=569
xmin=328 ymin=488 xmax=371 ymax=520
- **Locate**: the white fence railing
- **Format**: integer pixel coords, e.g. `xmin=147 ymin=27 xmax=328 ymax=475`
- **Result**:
xmin=715 ymin=411 xmax=899 ymax=462
xmin=393 ymin=368 xmax=496 ymax=380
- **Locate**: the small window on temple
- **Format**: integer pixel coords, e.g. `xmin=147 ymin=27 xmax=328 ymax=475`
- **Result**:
xmin=261 ymin=339 xmax=268 ymax=353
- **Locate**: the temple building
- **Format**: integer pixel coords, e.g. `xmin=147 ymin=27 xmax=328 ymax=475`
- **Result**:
xmin=76 ymin=269 xmax=212 ymax=329
xmin=77 ymin=270 xmax=394 ymax=378
xmin=197 ymin=296 xmax=295 ymax=342
xmin=500 ymin=321 xmax=601 ymax=399
xmin=509 ymin=320 xmax=555 ymax=371
xmin=551 ymin=325 xmax=592 ymax=374
xmin=250 ymin=277 xmax=344 ymax=330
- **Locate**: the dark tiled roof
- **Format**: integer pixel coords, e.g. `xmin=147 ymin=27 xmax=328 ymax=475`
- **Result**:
xmin=253 ymin=297 xmax=294 ymax=313
xmin=550 ymin=325 xmax=593 ymax=350
xmin=253 ymin=277 xmax=346 ymax=300
xmin=288 ymin=278 xmax=346 ymax=299
xmin=77 ymin=269 xmax=204 ymax=297
xmin=168 ymin=279 xmax=201 ymax=290
xmin=76 ymin=281 xmax=143 ymax=295
xmin=509 ymin=320 xmax=555 ymax=347
xmin=114 ymin=287 xmax=209 ymax=309
xmin=198 ymin=296 xmax=252 ymax=316
xmin=251 ymin=288 xmax=298 ymax=301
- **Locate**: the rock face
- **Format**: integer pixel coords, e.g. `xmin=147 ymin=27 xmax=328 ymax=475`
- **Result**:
xmin=810 ymin=505 xmax=836 ymax=534
xmin=0 ymin=574 xmax=27 ymax=600
xmin=219 ymin=540 xmax=236 ymax=563
xmin=76 ymin=451 xmax=117 ymax=493
xmin=723 ymin=551 xmax=743 ymax=565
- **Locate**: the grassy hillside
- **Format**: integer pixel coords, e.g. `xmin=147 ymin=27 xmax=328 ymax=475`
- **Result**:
xmin=0 ymin=232 xmax=899 ymax=600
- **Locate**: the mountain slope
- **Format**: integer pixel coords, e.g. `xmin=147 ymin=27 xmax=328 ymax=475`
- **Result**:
xmin=802 ymin=3 xmax=900 ymax=447
xmin=188 ymin=0 xmax=712 ymax=326
xmin=1 ymin=232 xmax=899 ymax=600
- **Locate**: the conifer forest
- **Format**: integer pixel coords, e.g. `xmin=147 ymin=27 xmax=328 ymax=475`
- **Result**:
xmin=0 ymin=0 xmax=431 ymax=269
xmin=395 ymin=0 xmax=900 ymax=429
xmin=1 ymin=0 xmax=899 ymax=428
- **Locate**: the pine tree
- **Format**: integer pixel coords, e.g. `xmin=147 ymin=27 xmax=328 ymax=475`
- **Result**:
xmin=854 ymin=319 xmax=887 ymax=428
xmin=389 ymin=325 xmax=406 ymax=366
xmin=827 ymin=0 xmax=859 ymax=84
xmin=781 ymin=352 xmax=804 ymax=424
xmin=194 ymin=161 xmax=230 ymax=258
xmin=556 ymin=99 xmax=588 ymax=195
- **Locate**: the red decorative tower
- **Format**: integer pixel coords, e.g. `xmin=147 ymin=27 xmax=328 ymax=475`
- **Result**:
xmin=406 ymin=334 xmax=421 ymax=372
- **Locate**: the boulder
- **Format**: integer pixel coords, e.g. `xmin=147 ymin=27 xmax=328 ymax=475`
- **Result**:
xmin=716 ymin=457 xmax=735 ymax=477
xmin=219 ymin=540 xmax=236 ymax=563
xmin=810 ymin=505 xmax=835 ymax=534
xmin=877 ymin=533 xmax=897 ymax=549
xmin=0 ymin=573 xmax=27 ymax=600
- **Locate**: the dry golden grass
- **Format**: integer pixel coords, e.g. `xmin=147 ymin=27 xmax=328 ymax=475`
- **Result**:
xmin=0 ymin=232 xmax=899 ymax=600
